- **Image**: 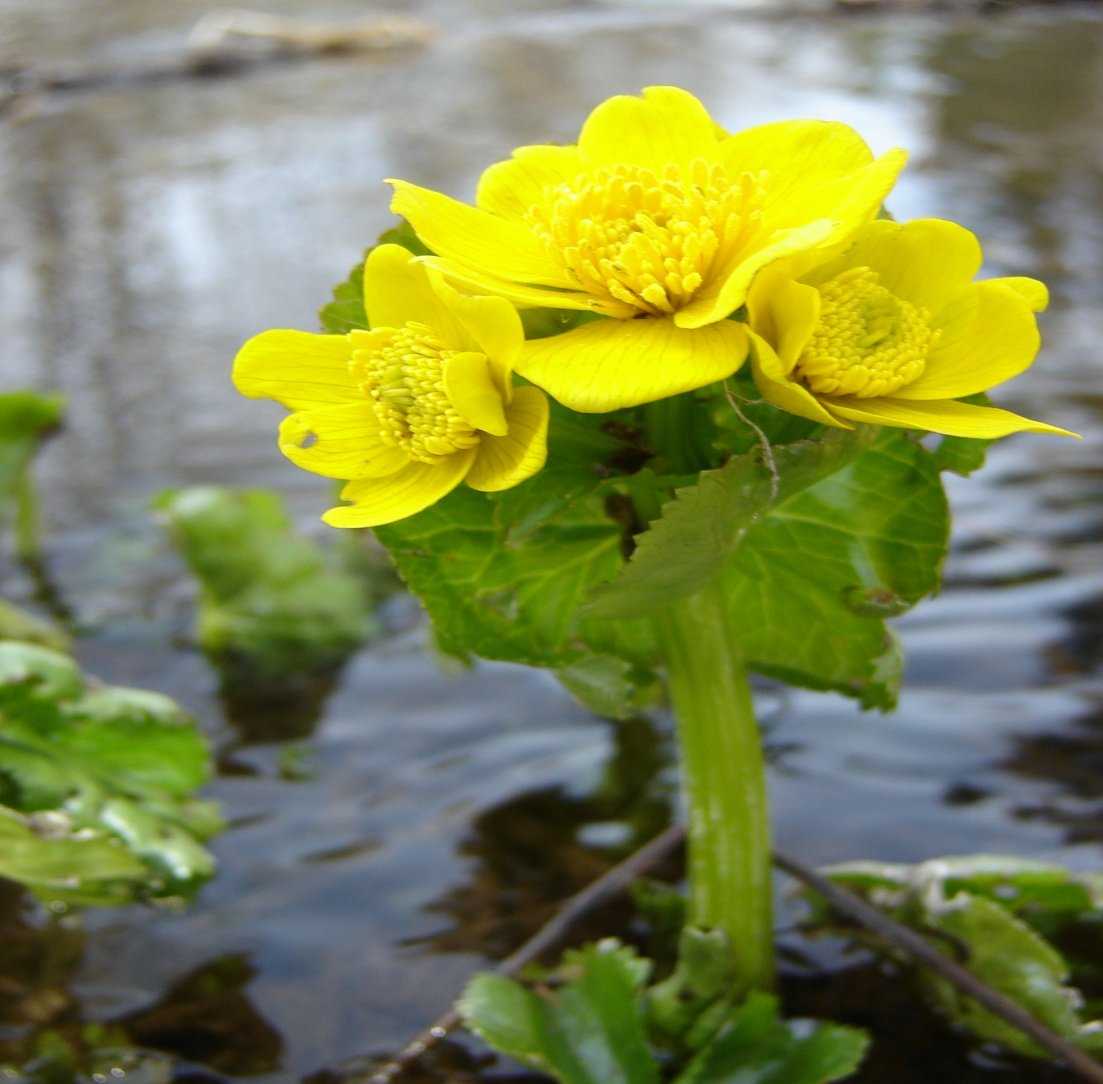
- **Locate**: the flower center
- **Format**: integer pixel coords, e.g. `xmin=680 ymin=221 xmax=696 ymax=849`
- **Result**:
xmin=795 ymin=267 xmax=937 ymax=399
xmin=528 ymin=160 xmax=764 ymax=317
xmin=351 ymin=323 xmax=480 ymax=464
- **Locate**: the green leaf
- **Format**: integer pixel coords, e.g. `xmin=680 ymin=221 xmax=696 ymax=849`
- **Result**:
xmin=810 ymin=856 xmax=1103 ymax=1058
xmin=376 ymin=404 xmax=658 ymax=677
xmin=933 ymin=434 xmax=993 ymax=477
xmin=460 ymin=941 xmax=660 ymax=1084
xmin=674 ymin=993 xmax=868 ymax=1084
xmin=317 ymin=219 xmax=430 ymax=334
xmin=647 ymin=926 xmax=737 ymax=1046
xmin=923 ymin=892 xmax=1091 ymax=1057
xmin=0 ymin=391 xmax=64 ymax=557
xmin=556 ymin=655 xmax=658 ymax=721
xmin=0 ymin=641 xmax=221 ymax=904
xmin=152 ymin=487 xmax=375 ymax=683
xmin=0 ymin=599 xmax=69 ymax=651
xmin=718 ymin=429 xmax=948 ymax=709
xmin=585 ymin=428 xmax=873 ymax=620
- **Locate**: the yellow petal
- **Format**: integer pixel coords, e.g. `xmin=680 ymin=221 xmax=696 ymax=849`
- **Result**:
xmin=675 ymin=218 xmax=835 ymax=330
xmin=425 ymin=256 xmax=609 ymax=315
xmin=895 ymin=282 xmax=1039 ymax=401
xmin=323 ymin=448 xmax=477 ymax=528
xmin=578 ymin=86 xmax=722 ymax=170
xmin=986 ymin=276 xmax=1049 ymax=312
xmin=466 ymin=386 xmax=549 ymax=492
xmin=233 ymin=330 xmax=357 ymax=410
xmin=444 ymin=351 xmax=508 ymax=436
xmin=388 ymin=179 xmax=574 ymax=288
xmin=518 ymin=316 xmax=749 ymax=413
xmin=722 ymin=119 xmax=875 ymax=187
xmin=825 ymin=396 xmax=1076 ymax=438
xmin=771 ymin=278 xmax=821 ymax=373
xmin=749 ymin=332 xmax=850 ymax=429
xmin=425 ymin=267 xmax=526 ymax=397
xmin=363 ymin=244 xmax=466 ymax=344
xmin=804 ymin=218 xmax=982 ymax=316
xmin=278 ymin=403 xmax=409 ymax=479
xmin=476 ymin=144 xmax=585 ymax=223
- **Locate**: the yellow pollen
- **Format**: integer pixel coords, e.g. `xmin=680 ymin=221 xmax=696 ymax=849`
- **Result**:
xmin=527 ymin=159 xmax=765 ymax=316
xmin=795 ymin=267 xmax=938 ymax=399
xmin=351 ymin=323 xmax=480 ymax=463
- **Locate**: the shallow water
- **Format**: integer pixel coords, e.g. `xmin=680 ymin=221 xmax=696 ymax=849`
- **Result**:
xmin=2 ymin=2 xmax=1103 ymax=1081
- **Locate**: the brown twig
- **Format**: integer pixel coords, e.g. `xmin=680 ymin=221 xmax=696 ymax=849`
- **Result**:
xmin=369 ymin=828 xmax=1103 ymax=1084
xmin=367 ymin=823 xmax=685 ymax=1083
xmin=772 ymin=849 xmax=1103 ymax=1084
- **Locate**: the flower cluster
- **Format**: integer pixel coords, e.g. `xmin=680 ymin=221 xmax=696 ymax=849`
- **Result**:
xmin=234 ymin=86 xmax=1069 ymax=527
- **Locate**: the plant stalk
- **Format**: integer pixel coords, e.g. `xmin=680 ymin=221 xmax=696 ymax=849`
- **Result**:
xmin=657 ymin=585 xmax=774 ymax=994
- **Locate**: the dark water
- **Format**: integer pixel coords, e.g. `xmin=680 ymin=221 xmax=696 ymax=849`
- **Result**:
xmin=2 ymin=2 xmax=1102 ymax=1081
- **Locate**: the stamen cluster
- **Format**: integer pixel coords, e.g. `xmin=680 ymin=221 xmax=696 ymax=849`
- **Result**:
xmin=529 ymin=160 xmax=764 ymax=316
xmin=796 ymin=267 xmax=936 ymax=398
xmin=353 ymin=323 xmax=480 ymax=462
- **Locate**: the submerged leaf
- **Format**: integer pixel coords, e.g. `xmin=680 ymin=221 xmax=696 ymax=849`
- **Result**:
xmin=809 ymin=854 xmax=1103 ymax=1058
xmin=0 ymin=641 xmax=220 ymax=904
xmin=153 ymin=487 xmax=375 ymax=683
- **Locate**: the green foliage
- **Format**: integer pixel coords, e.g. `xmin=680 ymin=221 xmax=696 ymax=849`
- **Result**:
xmin=674 ymin=993 xmax=868 ymax=1084
xmin=153 ymin=487 xmax=375 ymax=683
xmin=460 ymin=941 xmax=659 ymax=1084
xmin=0 ymin=599 xmax=69 ymax=651
xmin=810 ymin=855 xmax=1103 ymax=1057
xmin=0 ymin=641 xmax=220 ymax=904
xmin=460 ymin=939 xmax=868 ymax=1084
xmin=375 ymin=402 xmax=659 ymax=693
xmin=0 ymin=391 xmax=64 ymax=557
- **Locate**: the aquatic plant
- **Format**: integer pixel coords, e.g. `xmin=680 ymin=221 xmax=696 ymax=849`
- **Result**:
xmin=233 ymin=87 xmax=1082 ymax=1079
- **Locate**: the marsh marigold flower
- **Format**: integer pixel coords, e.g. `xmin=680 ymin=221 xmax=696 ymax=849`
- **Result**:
xmin=744 ymin=218 xmax=1073 ymax=437
xmin=233 ymin=245 xmax=549 ymax=527
xmin=388 ymin=86 xmax=907 ymax=412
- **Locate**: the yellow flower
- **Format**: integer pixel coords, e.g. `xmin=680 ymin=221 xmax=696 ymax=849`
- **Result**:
xmin=233 ymin=245 xmax=549 ymax=527
xmin=744 ymin=217 xmax=1075 ymax=438
xmin=388 ymin=86 xmax=907 ymax=412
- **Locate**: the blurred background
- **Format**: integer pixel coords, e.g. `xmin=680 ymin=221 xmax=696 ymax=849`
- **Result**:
xmin=1 ymin=1 xmax=1102 ymax=1081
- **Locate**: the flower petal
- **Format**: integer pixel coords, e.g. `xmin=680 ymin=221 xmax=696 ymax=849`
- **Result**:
xmin=825 ymin=396 xmax=1076 ymax=438
xmin=674 ymin=218 xmax=836 ymax=330
xmin=476 ymin=144 xmax=585 ymax=223
xmin=578 ymin=86 xmax=722 ymax=170
xmin=425 ymin=267 xmax=526 ymax=397
xmin=986 ymin=276 xmax=1049 ymax=312
xmin=894 ymin=282 xmax=1040 ymax=401
xmin=233 ymin=330 xmax=357 ymax=410
xmin=278 ymin=403 xmax=409 ymax=479
xmin=425 ymin=257 xmax=611 ymax=316
xmin=518 ymin=316 xmax=748 ymax=412
xmin=466 ymin=386 xmax=549 ymax=492
xmin=444 ymin=351 xmax=508 ymax=436
xmin=722 ymin=118 xmax=874 ymax=185
xmin=388 ymin=179 xmax=574 ymax=288
xmin=323 ymin=448 xmax=477 ymax=528
xmin=804 ymin=218 xmax=982 ymax=315
xmin=749 ymin=332 xmax=849 ymax=429
xmin=363 ymin=244 xmax=466 ymax=344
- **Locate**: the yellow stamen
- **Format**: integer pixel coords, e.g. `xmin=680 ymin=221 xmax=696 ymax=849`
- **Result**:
xmin=528 ymin=160 xmax=765 ymax=317
xmin=796 ymin=267 xmax=937 ymax=398
xmin=351 ymin=323 xmax=481 ymax=463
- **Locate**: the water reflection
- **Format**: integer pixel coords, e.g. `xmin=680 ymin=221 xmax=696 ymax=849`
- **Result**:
xmin=2 ymin=2 xmax=1102 ymax=1082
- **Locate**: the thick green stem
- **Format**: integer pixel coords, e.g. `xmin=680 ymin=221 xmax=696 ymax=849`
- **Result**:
xmin=657 ymin=585 xmax=774 ymax=994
